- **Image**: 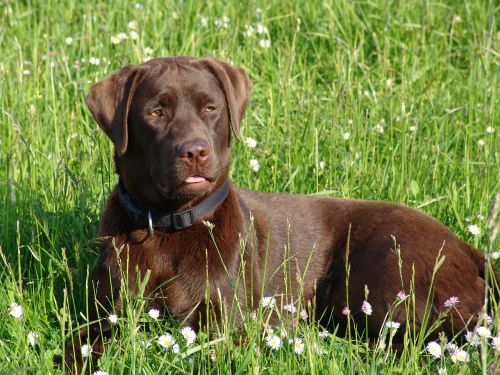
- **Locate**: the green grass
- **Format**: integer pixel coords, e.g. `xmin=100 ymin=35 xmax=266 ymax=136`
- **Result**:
xmin=0 ymin=0 xmax=499 ymax=373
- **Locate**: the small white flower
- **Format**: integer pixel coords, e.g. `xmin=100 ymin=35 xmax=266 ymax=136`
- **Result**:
xmin=93 ymin=371 xmax=109 ymax=375
xmin=486 ymin=126 xmax=495 ymax=133
xmin=117 ymin=32 xmax=128 ymax=40
xmin=478 ymin=312 xmax=493 ymax=324
xmin=300 ymin=309 xmax=308 ymax=320
xmin=249 ymin=158 xmax=260 ymax=172
xmin=27 ymin=331 xmax=39 ymax=346
xmin=319 ymin=161 xmax=325 ymax=169
xmin=292 ymin=337 xmax=305 ymax=354
xmin=65 ymin=37 xmax=74 ymax=45
xmin=181 ymin=326 xmax=197 ymax=346
xmin=443 ymin=296 xmax=460 ymax=308
xmin=385 ymin=321 xmax=400 ymax=332
xmin=157 ymin=333 xmax=176 ymax=349
xmin=396 ymin=290 xmax=408 ymax=300
xmin=200 ymin=15 xmax=208 ymax=27
xmin=438 ymin=368 xmax=447 ymax=375
xmin=467 ymin=224 xmax=480 ymax=236
xmin=110 ymin=35 xmax=121 ymax=44
xmin=148 ymin=308 xmax=160 ymax=320
xmin=108 ymin=314 xmax=118 ymax=324
xmin=259 ymin=39 xmax=271 ymax=48
xmin=260 ymin=296 xmax=276 ymax=309
xmin=134 ymin=3 xmax=144 ymax=9
xmin=244 ymin=137 xmax=257 ymax=148
xmin=22 ymin=69 xmax=31 ymax=75
xmin=426 ymin=341 xmax=442 ymax=358
xmin=477 ymin=139 xmax=485 ymax=146
xmin=130 ymin=31 xmax=138 ymax=40
xmin=475 ymin=326 xmax=491 ymax=338
xmin=409 ymin=125 xmax=417 ymax=133
xmin=81 ymin=343 xmax=92 ymax=358
xmin=490 ymin=252 xmax=500 ymax=260
xmin=144 ymin=47 xmax=154 ymax=55
xmin=9 ymin=303 xmax=23 ymax=318
xmin=128 ymin=21 xmax=138 ymax=30
xmin=244 ymin=24 xmax=255 ymax=37
xmin=283 ymin=304 xmax=296 ymax=313
xmin=256 ymin=23 xmax=268 ymax=34
xmin=319 ymin=329 xmax=329 ymax=339
xmin=453 ymin=15 xmax=462 ymax=23
xmin=491 ymin=336 xmax=500 ymax=351
xmin=266 ymin=335 xmax=281 ymax=350
xmin=373 ymin=123 xmax=384 ymax=134
xmin=465 ymin=331 xmax=480 ymax=346
xmin=361 ymin=301 xmax=372 ymax=315
xmin=343 ymin=132 xmax=350 ymax=140
xmin=446 ymin=342 xmax=458 ymax=352
xmin=89 ymin=57 xmax=100 ymax=65
xmin=450 ymin=348 xmax=469 ymax=363
xmin=342 ymin=306 xmax=350 ymax=315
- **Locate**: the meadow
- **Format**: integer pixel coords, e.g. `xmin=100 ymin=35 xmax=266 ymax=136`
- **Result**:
xmin=0 ymin=0 xmax=499 ymax=373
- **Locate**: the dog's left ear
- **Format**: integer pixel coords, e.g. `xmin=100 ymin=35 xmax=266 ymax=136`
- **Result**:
xmin=202 ymin=57 xmax=253 ymax=142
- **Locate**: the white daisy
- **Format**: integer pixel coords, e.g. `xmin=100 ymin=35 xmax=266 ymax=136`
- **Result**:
xmin=385 ymin=321 xmax=400 ymax=332
xmin=475 ymin=326 xmax=491 ymax=338
xmin=283 ymin=304 xmax=296 ymax=313
xmin=81 ymin=344 xmax=92 ymax=358
xmin=443 ymin=296 xmax=460 ymax=308
xmin=259 ymin=39 xmax=271 ymax=48
xmin=361 ymin=301 xmax=372 ymax=315
xmin=108 ymin=314 xmax=118 ymax=324
xmin=260 ymin=296 xmax=276 ymax=308
xmin=491 ymin=336 xmax=500 ymax=351
xmin=9 ymin=303 xmax=23 ymax=318
xmin=148 ymin=308 xmax=160 ymax=320
xmin=181 ymin=326 xmax=197 ymax=346
xmin=249 ymin=158 xmax=260 ymax=172
xmin=426 ymin=341 xmax=441 ymax=358
xmin=467 ymin=224 xmax=480 ymax=235
xmin=451 ymin=348 xmax=469 ymax=363
xmin=266 ymin=335 xmax=281 ymax=350
xmin=27 ymin=331 xmax=39 ymax=346
xmin=244 ymin=137 xmax=257 ymax=148
xmin=157 ymin=333 xmax=176 ymax=349
xmin=300 ymin=309 xmax=308 ymax=320
xmin=292 ymin=337 xmax=305 ymax=354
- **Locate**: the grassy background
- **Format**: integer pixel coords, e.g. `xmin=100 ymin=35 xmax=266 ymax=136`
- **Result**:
xmin=0 ymin=0 xmax=499 ymax=373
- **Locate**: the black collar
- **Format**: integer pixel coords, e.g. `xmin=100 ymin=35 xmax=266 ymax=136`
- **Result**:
xmin=117 ymin=180 xmax=230 ymax=234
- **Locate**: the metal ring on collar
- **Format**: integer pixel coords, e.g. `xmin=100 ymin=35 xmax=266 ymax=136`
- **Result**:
xmin=147 ymin=211 xmax=154 ymax=236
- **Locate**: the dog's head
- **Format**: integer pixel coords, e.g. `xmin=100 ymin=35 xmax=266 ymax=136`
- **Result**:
xmin=87 ymin=56 xmax=252 ymax=209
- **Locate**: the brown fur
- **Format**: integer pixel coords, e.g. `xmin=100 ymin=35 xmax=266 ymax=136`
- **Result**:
xmin=64 ymin=56 xmax=489 ymax=370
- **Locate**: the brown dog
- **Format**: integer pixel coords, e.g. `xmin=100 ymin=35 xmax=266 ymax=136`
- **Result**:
xmin=69 ymin=56 xmax=489 ymax=366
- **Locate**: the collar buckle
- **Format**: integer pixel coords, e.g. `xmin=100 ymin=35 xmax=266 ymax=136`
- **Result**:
xmin=171 ymin=210 xmax=194 ymax=230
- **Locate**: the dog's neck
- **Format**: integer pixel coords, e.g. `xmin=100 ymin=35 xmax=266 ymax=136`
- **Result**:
xmin=116 ymin=179 xmax=230 ymax=233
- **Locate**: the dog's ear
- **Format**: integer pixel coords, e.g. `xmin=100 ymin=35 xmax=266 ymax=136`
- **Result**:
xmin=87 ymin=64 xmax=147 ymax=156
xmin=202 ymin=57 xmax=253 ymax=142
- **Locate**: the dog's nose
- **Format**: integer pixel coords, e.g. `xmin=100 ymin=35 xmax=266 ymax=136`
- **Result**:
xmin=176 ymin=139 xmax=210 ymax=162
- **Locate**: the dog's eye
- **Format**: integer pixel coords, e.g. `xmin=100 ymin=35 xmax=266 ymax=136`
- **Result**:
xmin=150 ymin=110 xmax=163 ymax=117
xmin=205 ymin=105 xmax=216 ymax=113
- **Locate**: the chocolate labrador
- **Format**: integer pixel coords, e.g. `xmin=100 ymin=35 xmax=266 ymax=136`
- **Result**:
xmin=67 ymin=56 xmax=490 ymax=367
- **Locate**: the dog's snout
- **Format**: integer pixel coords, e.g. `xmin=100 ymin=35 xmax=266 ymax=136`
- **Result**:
xmin=177 ymin=139 xmax=210 ymax=162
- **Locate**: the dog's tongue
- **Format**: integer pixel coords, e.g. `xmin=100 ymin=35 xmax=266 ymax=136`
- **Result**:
xmin=184 ymin=176 xmax=206 ymax=183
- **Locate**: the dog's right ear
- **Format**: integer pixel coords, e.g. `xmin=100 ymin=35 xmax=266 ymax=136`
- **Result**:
xmin=87 ymin=65 xmax=147 ymax=156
